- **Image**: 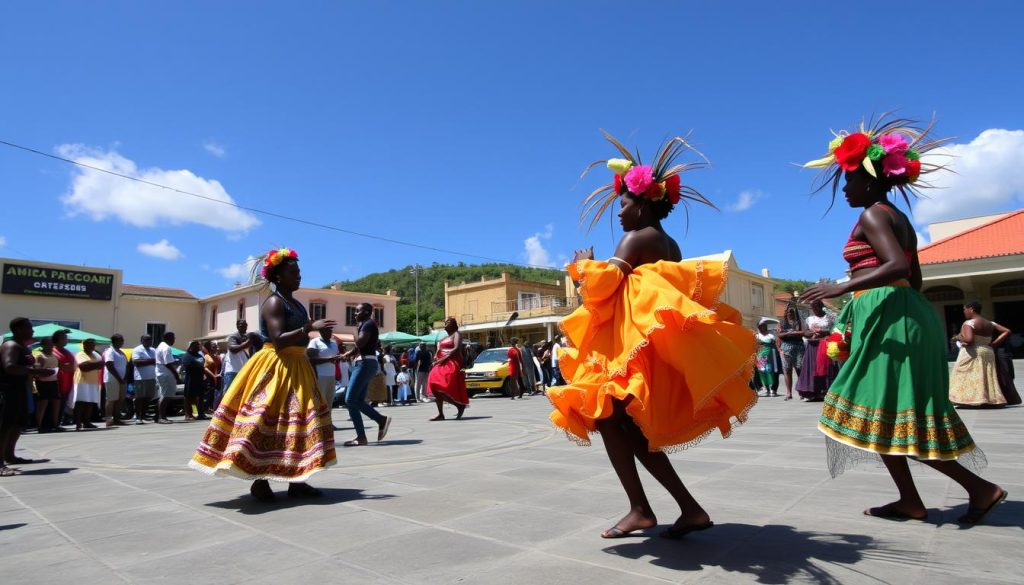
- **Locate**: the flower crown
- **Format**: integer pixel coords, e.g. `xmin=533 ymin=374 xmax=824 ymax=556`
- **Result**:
xmin=260 ymin=247 xmax=298 ymax=279
xmin=580 ymin=131 xmax=714 ymax=231
xmin=803 ymin=113 xmax=951 ymax=207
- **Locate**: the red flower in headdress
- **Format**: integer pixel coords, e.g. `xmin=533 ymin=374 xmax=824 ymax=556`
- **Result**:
xmin=834 ymin=133 xmax=871 ymax=172
xmin=613 ymin=174 xmax=623 ymax=194
xmin=904 ymin=159 xmax=922 ymax=182
xmin=664 ymin=175 xmax=681 ymax=205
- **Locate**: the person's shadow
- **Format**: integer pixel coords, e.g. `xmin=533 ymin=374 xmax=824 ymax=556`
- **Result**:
xmin=604 ymin=523 xmax=912 ymax=584
xmin=205 ymin=487 xmax=395 ymax=515
xmin=948 ymin=499 xmax=1023 ymax=530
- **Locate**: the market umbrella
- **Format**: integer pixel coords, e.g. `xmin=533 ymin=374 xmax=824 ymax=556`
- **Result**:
xmin=2 ymin=322 xmax=112 ymax=344
xmin=378 ymin=331 xmax=419 ymax=345
xmin=418 ymin=330 xmax=446 ymax=343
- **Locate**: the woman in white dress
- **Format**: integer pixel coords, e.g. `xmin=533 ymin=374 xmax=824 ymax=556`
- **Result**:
xmin=382 ymin=345 xmax=397 ymax=404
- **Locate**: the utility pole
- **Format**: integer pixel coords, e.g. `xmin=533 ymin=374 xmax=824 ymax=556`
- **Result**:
xmin=410 ymin=265 xmax=420 ymax=334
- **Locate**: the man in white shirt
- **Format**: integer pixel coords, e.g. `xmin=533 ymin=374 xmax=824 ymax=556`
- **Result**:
xmin=131 ymin=335 xmax=159 ymax=424
xmin=155 ymin=332 xmax=180 ymax=423
xmin=102 ymin=334 xmax=129 ymax=427
xmin=306 ymin=327 xmax=340 ymax=421
xmin=221 ymin=319 xmax=253 ymax=406
xmin=551 ymin=335 xmax=565 ymax=386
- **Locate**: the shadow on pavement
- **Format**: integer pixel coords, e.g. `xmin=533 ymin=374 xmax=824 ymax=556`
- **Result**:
xmin=376 ymin=439 xmax=423 ymax=446
xmin=603 ymin=523 xmax=910 ymax=584
xmin=449 ymin=416 xmax=493 ymax=421
xmin=12 ymin=467 xmax=77 ymax=476
xmin=950 ymin=498 xmax=1023 ymax=530
xmin=0 ymin=523 xmax=28 ymax=531
xmin=205 ymin=487 xmax=395 ymax=515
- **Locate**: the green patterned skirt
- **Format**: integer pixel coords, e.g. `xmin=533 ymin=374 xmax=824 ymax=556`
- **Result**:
xmin=818 ymin=285 xmax=985 ymax=477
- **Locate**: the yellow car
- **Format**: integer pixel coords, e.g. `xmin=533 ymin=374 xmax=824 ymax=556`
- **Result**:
xmin=464 ymin=347 xmax=514 ymax=397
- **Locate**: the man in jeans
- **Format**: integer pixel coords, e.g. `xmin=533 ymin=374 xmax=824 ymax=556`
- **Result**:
xmin=414 ymin=342 xmax=432 ymax=402
xmin=102 ymin=334 xmax=129 ymax=427
xmin=220 ymin=319 xmax=253 ymax=406
xmin=340 ymin=302 xmax=391 ymax=447
xmin=154 ymin=332 xmax=180 ymax=423
xmin=131 ymin=335 xmax=158 ymax=424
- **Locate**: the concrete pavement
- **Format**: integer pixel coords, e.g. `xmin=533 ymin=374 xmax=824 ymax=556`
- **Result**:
xmin=1 ymin=380 xmax=1021 ymax=584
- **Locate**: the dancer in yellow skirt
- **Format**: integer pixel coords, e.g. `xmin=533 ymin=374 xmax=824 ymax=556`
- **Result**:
xmin=190 ymin=248 xmax=337 ymax=502
xmin=549 ymin=132 xmax=756 ymax=539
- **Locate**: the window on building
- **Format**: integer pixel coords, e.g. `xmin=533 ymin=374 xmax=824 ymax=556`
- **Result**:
xmin=237 ymin=299 xmax=245 ymax=321
xmin=345 ymin=305 xmax=359 ymax=326
xmin=751 ymin=283 xmax=764 ymax=310
xmin=518 ymin=291 xmax=541 ymax=310
xmin=991 ymin=279 xmax=1024 ymax=298
xmin=309 ymin=302 xmax=327 ymax=321
xmin=209 ymin=305 xmax=218 ymax=331
xmin=923 ymin=285 xmax=965 ymax=302
xmin=373 ymin=307 xmax=384 ymax=325
xmin=146 ymin=322 xmax=167 ymax=342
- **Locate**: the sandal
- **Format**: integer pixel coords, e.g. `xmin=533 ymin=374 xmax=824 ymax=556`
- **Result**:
xmin=250 ymin=479 xmax=275 ymax=502
xmin=600 ymin=525 xmax=648 ymax=539
xmin=377 ymin=416 xmax=392 ymax=442
xmin=429 ymin=415 xmax=445 ymax=421
xmin=863 ymin=503 xmax=927 ymax=521
xmin=342 ymin=438 xmax=368 ymax=447
xmin=0 ymin=467 xmax=17 ymax=477
xmin=958 ymin=489 xmax=1008 ymax=525
xmin=288 ymin=483 xmax=323 ymax=498
xmin=660 ymin=520 xmax=714 ymax=540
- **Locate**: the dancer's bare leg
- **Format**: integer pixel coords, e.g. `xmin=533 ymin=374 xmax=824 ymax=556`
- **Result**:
xmin=595 ymin=399 xmax=656 ymax=537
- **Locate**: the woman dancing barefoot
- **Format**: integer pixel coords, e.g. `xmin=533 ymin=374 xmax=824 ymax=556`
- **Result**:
xmin=801 ymin=115 xmax=1006 ymax=524
xmin=428 ymin=317 xmax=469 ymax=420
xmin=548 ymin=132 xmax=756 ymax=539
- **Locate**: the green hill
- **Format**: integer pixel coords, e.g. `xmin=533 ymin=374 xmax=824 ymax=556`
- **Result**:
xmin=327 ymin=263 xmax=564 ymax=334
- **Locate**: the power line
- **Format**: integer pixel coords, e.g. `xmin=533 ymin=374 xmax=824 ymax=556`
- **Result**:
xmin=0 ymin=139 xmax=559 ymax=270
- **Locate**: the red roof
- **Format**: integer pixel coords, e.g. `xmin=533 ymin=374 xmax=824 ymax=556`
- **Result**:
xmin=919 ymin=210 xmax=1024 ymax=265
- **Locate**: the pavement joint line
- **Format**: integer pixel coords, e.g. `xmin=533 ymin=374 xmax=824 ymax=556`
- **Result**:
xmin=79 ymin=468 xmax=413 ymax=585
xmin=338 ymin=499 xmax=679 ymax=584
xmin=0 ymin=483 xmax=133 ymax=583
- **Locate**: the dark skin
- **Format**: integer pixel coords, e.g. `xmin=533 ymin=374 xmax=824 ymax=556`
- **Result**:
xmin=156 ymin=333 xmax=180 ymax=421
xmin=776 ymin=308 xmax=804 ymax=400
xmin=73 ymin=339 xmax=104 ymax=429
xmin=306 ymin=328 xmax=343 ymax=366
xmin=133 ymin=335 xmax=156 ymax=421
xmin=2 ymin=322 xmax=54 ymax=464
xmin=954 ymin=305 xmax=1002 ymax=346
xmin=342 ymin=303 xmax=374 ymax=359
xmin=429 ymin=317 xmax=465 ymax=421
xmin=574 ymin=194 xmax=707 ymax=539
xmin=35 ymin=338 xmax=62 ymax=429
xmin=229 ymin=320 xmax=253 ymax=356
xmin=801 ymin=166 xmax=1004 ymax=520
xmin=251 ymin=259 xmax=335 ymax=501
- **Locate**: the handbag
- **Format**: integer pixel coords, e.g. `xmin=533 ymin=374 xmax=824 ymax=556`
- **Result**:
xmin=367 ymin=372 xmax=388 ymax=403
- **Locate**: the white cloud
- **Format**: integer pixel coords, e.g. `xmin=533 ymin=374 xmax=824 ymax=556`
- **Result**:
xmin=0 ymin=235 xmax=6 ymax=248
xmin=913 ymin=129 xmax=1024 ymax=224
xmin=137 ymin=239 xmax=183 ymax=260
xmin=523 ymin=224 xmax=556 ymax=267
xmin=57 ymin=144 xmax=259 ymax=233
xmin=203 ymin=141 xmax=226 ymax=158
xmin=217 ymin=256 xmax=258 ymax=281
xmin=726 ymin=189 xmax=764 ymax=212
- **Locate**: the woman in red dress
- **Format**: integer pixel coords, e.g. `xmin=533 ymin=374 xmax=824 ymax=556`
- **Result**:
xmin=428 ymin=317 xmax=469 ymax=420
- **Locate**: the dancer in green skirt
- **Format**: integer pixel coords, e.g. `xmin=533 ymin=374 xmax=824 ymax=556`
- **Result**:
xmin=800 ymin=115 xmax=1007 ymax=524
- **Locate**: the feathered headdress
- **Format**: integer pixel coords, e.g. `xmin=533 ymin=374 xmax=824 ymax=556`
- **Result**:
xmin=803 ymin=113 xmax=952 ymax=210
xmin=247 ymin=247 xmax=299 ymax=284
xmin=579 ymin=130 xmax=715 ymax=232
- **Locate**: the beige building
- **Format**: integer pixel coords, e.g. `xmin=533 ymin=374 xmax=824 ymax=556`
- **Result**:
xmin=444 ymin=251 xmax=774 ymax=347
xmin=918 ymin=209 xmax=1024 ymax=356
xmin=1 ymin=257 xmax=399 ymax=346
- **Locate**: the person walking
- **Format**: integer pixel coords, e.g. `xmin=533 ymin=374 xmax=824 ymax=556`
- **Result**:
xmin=130 ymin=334 xmax=159 ymax=424
xmin=102 ymin=334 xmax=129 ymax=427
xmin=548 ymin=133 xmax=755 ymax=539
xmin=72 ymin=338 xmax=103 ymax=431
xmin=801 ymin=115 xmax=1005 ymax=524
xmin=180 ymin=340 xmax=208 ymax=421
xmin=948 ymin=301 xmax=1007 ymax=407
xmin=191 ymin=247 xmax=336 ymax=501
xmin=220 ymin=319 xmax=253 ymax=407
xmin=777 ymin=305 xmax=805 ymax=400
xmin=33 ymin=337 xmax=63 ymax=432
xmin=428 ymin=317 xmax=469 ymax=420
xmin=154 ymin=332 xmax=180 ymax=423
xmin=340 ymin=302 xmax=391 ymax=446
xmin=506 ymin=338 xmax=523 ymax=400
xmin=413 ymin=342 xmax=432 ymax=402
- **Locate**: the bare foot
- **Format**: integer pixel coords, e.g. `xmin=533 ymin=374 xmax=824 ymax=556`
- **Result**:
xmin=863 ymin=500 xmax=927 ymax=520
xmin=455 ymin=405 xmax=466 ymax=420
xmin=429 ymin=414 xmax=445 ymax=421
xmin=601 ymin=507 xmax=656 ymax=538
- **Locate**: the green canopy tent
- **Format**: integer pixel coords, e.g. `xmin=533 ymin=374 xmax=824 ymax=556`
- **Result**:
xmin=417 ymin=330 xmax=446 ymax=344
xmin=2 ymin=322 xmax=112 ymax=345
xmin=378 ymin=331 xmax=420 ymax=345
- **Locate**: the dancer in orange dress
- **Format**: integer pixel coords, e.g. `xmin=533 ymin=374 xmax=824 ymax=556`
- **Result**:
xmin=428 ymin=317 xmax=469 ymax=420
xmin=548 ymin=132 xmax=756 ymax=539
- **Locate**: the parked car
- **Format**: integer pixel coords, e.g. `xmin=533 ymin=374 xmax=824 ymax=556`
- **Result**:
xmin=464 ymin=347 xmax=514 ymax=397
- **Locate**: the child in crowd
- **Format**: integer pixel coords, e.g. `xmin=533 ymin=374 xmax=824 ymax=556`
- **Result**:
xmin=396 ymin=367 xmax=412 ymax=405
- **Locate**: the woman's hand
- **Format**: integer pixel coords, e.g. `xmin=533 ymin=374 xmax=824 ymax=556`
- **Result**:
xmin=800 ymin=283 xmax=845 ymax=304
xmin=571 ymin=247 xmax=594 ymax=263
xmin=310 ymin=319 xmax=337 ymax=332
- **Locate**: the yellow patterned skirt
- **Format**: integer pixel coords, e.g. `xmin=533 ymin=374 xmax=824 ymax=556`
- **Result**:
xmin=189 ymin=345 xmax=336 ymax=482
xmin=548 ymin=259 xmax=756 ymax=452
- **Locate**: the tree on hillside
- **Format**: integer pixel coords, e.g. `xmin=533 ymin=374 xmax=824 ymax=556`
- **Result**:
xmin=327 ymin=263 xmax=565 ymax=334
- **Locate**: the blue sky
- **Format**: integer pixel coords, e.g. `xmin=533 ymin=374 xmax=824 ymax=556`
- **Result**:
xmin=2 ymin=1 xmax=1023 ymax=297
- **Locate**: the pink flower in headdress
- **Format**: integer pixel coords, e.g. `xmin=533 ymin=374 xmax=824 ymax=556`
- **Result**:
xmin=878 ymin=133 xmax=910 ymax=154
xmin=624 ymin=165 xmax=654 ymax=195
xmin=883 ymin=151 xmax=909 ymax=176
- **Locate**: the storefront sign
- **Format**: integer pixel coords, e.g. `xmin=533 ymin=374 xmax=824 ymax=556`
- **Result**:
xmin=2 ymin=263 xmax=114 ymax=300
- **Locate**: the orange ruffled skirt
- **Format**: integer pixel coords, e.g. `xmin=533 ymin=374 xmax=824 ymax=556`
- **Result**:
xmin=549 ymin=259 xmax=756 ymax=452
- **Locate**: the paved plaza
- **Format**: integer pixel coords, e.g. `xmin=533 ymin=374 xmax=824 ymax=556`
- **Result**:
xmin=2 ymin=377 xmax=1022 ymax=585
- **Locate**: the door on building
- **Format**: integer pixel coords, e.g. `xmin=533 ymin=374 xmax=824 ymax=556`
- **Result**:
xmin=146 ymin=322 xmax=167 ymax=342
xmin=993 ymin=301 xmax=1024 ymax=358
xmin=942 ymin=304 xmax=963 ymax=360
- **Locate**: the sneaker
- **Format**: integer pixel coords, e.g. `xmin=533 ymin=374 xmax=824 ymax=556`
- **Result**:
xmin=135 ymin=420 xmax=146 ymax=425
xmin=377 ymin=416 xmax=392 ymax=443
